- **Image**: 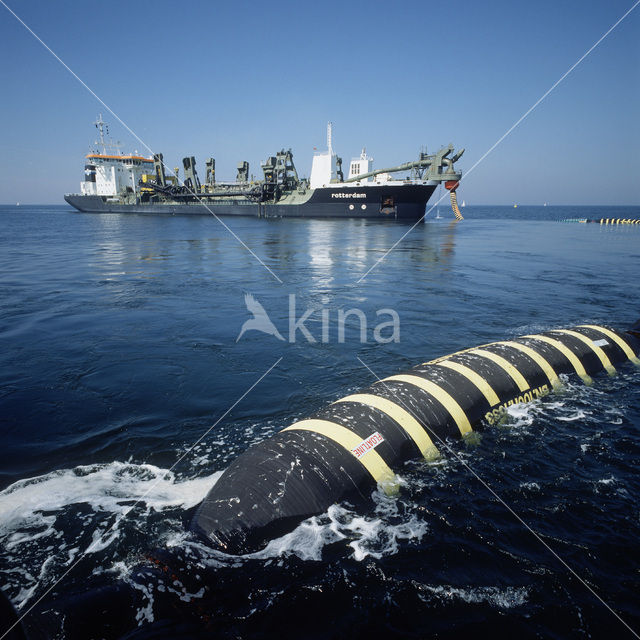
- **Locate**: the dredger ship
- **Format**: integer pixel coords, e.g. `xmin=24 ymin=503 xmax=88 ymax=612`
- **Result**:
xmin=64 ymin=117 xmax=465 ymax=220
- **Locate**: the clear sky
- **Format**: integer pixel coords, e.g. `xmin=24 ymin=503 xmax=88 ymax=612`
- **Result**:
xmin=0 ymin=0 xmax=638 ymax=205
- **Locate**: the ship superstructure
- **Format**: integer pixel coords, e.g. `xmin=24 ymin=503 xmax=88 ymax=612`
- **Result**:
xmin=80 ymin=115 xmax=155 ymax=199
xmin=347 ymin=147 xmax=374 ymax=182
xmin=81 ymin=153 xmax=154 ymax=198
xmin=65 ymin=118 xmax=465 ymax=220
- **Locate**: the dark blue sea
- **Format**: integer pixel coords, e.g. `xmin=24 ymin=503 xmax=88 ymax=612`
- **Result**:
xmin=1 ymin=204 xmax=639 ymax=639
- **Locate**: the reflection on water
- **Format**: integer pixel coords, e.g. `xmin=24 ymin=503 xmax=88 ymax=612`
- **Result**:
xmin=83 ymin=215 xmax=461 ymax=312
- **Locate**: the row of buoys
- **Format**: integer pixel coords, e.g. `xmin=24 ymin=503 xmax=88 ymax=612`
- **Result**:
xmin=598 ymin=218 xmax=640 ymax=225
xmin=560 ymin=218 xmax=640 ymax=224
xmin=191 ymin=323 xmax=640 ymax=554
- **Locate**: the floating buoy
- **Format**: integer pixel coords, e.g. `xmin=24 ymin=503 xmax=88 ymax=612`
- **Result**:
xmin=191 ymin=323 xmax=640 ymax=554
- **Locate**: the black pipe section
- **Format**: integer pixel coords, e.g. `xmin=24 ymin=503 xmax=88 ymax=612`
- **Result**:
xmin=191 ymin=324 xmax=640 ymax=554
xmin=0 ymin=588 xmax=27 ymax=640
xmin=139 ymin=179 xmax=262 ymax=201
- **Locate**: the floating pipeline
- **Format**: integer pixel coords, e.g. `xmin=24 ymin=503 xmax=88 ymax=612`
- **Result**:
xmin=560 ymin=218 xmax=640 ymax=224
xmin=444 ymin=180 xmax=464 ymax=221
xmin=10 ymin=323 xmax=640 ymax=640
xmin=191 ymin=323 xmax=640 ymax=554
xmin=0 ymin=588 xmax=26 ymax=640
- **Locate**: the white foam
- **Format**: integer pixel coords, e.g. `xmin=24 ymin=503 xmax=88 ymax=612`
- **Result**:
xmin=556 ymin=409 xmax=589 ymax=422
xmin=499 ymin=376 xmax=615 ymax=432
xmin=418 ymin=584 xmax=529 ymax=609
xmin=244 ymin=491 xmax=429 ymax=563
xmin=180 ymin=488 xmax=429 ymax=566
xmin=0 ymin=462 xmax=221 ymax=536
xmin=503 ymin=402 xmax=537 ymax=430
xmin=0 ymin=462 xmax=222 ymax=607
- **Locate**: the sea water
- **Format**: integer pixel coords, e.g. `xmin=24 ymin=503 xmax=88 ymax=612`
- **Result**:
xmin=0 ymin=205 xmax=639 ymax=638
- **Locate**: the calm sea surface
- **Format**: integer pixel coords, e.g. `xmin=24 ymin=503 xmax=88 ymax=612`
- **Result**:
xmin=1 ymin=204 xmax=639 ymax=639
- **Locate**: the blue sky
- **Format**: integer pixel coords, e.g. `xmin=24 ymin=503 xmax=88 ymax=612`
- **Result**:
xmin=0 ymin=0 xmax=638 ymax=204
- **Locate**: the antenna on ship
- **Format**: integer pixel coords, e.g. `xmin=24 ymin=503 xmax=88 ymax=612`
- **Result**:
xmin=94 ymin=113 xmax=107 ymax=154
xmin=92 ymin=114 xmax=122 ymax=155
xmin=327 ymin=122 xmax=333 ymax=156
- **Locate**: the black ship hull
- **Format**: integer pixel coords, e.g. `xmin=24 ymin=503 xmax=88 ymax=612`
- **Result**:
xmin=64 ymin=184 xmax=438 ymax=220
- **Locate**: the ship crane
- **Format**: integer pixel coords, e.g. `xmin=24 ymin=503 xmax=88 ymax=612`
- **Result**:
xmin=342 ymin=144 xmax=464 ymax=183
xmin=342 ymin=144 xmax=465 ymax=219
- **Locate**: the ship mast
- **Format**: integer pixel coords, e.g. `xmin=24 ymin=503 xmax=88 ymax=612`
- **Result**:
xmin=94 ymin=113 xmax=108 ymax=154
xmin=92 ymin=113 xmax=121 ymax=155
xmin=327 ymin=121 xmax=333 ymax=156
